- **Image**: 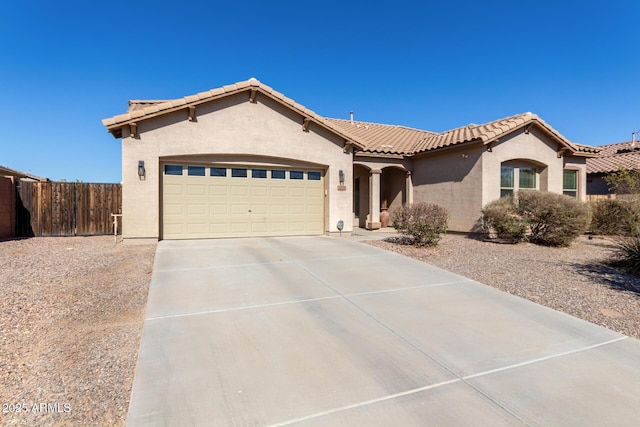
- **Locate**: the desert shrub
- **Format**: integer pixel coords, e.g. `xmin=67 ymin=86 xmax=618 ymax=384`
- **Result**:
xmin=480 ymin=191 xmax=590 ymax=247
xmin=390 ymin=202 xmax=449 ymax=246
xmin=481 ymin=196 xmax=528 ymax=243
xmin=610 ymin=234 xmax=640 ymax=275
xmin=517 ymin=190 xmax=591 ymax=247
xmin=590 ymin=199 xmax=640 ymax=236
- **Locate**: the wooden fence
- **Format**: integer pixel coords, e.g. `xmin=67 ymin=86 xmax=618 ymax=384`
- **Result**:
xmin=586 ymin=194 xmax=617 ymax=202
xmin=16 ymin=181 xmax=122 ymax=237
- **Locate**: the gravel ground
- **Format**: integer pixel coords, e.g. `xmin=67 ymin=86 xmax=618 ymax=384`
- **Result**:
xmin=366 ymin=234 xmax=640 ymax=339
xmin=0 ymin=236 xmax=156 ymax=427
xmin=2 ymin=234 xmax=639 ymax=425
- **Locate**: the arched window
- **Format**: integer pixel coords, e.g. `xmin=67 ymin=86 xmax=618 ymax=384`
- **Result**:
xmin=500 ymin=163 xmax=538 ymax=197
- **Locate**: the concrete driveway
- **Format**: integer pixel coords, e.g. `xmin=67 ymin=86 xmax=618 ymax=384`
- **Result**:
xmin=127 ymin=236 xmax=640 ymax=426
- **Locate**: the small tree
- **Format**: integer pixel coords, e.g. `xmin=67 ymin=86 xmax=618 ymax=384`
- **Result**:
xmin=603 ymin=166 xmax=640 ymax=195
xmin=390 ymin=202 xmax=449 ymax=246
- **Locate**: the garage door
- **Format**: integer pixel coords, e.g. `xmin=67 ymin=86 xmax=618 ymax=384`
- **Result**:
xmin=162 ymin=164 xmax=325 ymax=239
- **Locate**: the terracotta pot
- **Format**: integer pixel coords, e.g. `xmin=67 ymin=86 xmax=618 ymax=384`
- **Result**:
xmin=380 ymin=209 xmax=390 ymax=228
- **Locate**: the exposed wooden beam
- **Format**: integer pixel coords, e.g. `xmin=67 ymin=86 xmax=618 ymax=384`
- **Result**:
xmin=130 ymin=123 xmax=137 ymax=138
xmin=302 ymin=118 xmax=311 ymax=132
xmin=486 ymin=140 xmax=497 ymax=152
xmin=343 ymin=141 xmax=353 ymax=153
xmin=557 ymin=147 xmax=569 ymax=158
xmin=188 ymin=106 xmax=196 ymax=121
xmin=524 ymin=124 xmax=533 ymax=134
xmin=249 ymin=89 xmax=257 ymax=103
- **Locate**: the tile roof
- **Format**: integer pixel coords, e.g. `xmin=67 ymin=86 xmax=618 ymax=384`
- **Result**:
xmin=103 ymin=78 xmax=364 ymax=148
xmin=103 ymin=78 xmax=600 ymax=159
xmin=325 ymin=119 xmax=436 ymax=156
xmin=586 ymin=141 xmax=640 ymax=174
xmin=412 ymin=112 xmax=582 ymax=155
xmin=329 ymin=112 xmax=598 ymax=157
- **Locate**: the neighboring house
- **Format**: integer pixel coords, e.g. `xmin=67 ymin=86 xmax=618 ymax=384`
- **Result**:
xmin=102 ymin=78 xmax=599 ymax=241
xmin=0 ymin=165 xmax=47 ymax=238
xmin=586 ymin=141 xmax=640 ymax=195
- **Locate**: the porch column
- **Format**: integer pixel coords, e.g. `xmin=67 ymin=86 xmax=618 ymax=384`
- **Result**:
xmin=406 ymin=171 xmax=413 ymax=205
xmin=366 ymin=169 xmax=381 ymax=230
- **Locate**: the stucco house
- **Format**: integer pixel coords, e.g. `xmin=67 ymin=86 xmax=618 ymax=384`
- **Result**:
xmin=586 ymin=141 xmax=640 ymax=195
xmin=102 ymin=78 xmax=599 ymax=241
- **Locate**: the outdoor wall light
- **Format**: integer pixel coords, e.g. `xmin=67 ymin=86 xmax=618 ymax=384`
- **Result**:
xmin=138 ymin=160 xmax=146 ymax=179
xmin=339 ymin=169 xmax=345 ymax=185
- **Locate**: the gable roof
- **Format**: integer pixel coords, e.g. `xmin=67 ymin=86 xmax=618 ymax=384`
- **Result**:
xmin=325 ymin=118 xmax=436 ymax=156
xmin=102 ymin=78 xmax=364 ymax=149
xmin=586 ymin=141 xmax=640 ymax=174
xmin=103 ymin=78 xmax=600 ymax=159
xmin=329 ymin=112 xmax=598 ymax=158
xmin=414 ymin=113 xmax=578 ymax=155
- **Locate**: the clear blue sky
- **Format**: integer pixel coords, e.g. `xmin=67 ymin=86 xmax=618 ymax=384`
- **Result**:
xmin=1 ymin=1 xmax=639 ymax=182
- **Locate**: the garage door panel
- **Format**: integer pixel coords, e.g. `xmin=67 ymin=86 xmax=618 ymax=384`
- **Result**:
xmin=251 ymin=204 xmax=268 ymax=215
xmin=288 ymin=222 xmax=306 ymax=232
xmin=209 ymin=223 xmax=230 ymax=234
xmin=210 ymin=185 xmax=228 ymax=196
xmin=230 ymin=222 xmax=251 ymax=233
xmin=251 ymin=222 xmax=268 ymax=233
xmin=163 ymin=223 xmax=184 ymax=236
xmin=230 ymin=186 xmax=249 ymax=197
xmin=163 ymin=164 xmax=324 ymax=239
xmin=187 ymin=223 xmax=208 ymax=234
xmin=270 ymin=187 xmax=287 ymax=197
xmin=230 ymin=204 xmax=250 ymax=215
xmin=186 ymin=204 xmax=207 ymax=215
xmin=187 ymin=184 xmax=207 ymax=196
xmin=288 ymin=187 xmax=305 ymax=197
xmin=288 ymin=205 xmax=305 ymax=215
xmin=164 ymin=183 xmax=184 ymax=195
xmin=209 ymin=204 xmax=229 ymax=215
xmin=270 ymin=222 xmax=288 ymax=233
xmin=270 ymin=205 xmax=287 ymax=215
xmin=306 ymin=187 xmax=324 ymax=197
xmin=164 ymin=204 xmax=185 ymax=216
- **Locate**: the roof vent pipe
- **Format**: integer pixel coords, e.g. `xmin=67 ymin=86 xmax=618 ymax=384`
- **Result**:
xmin=350 ymin=111 xmax=354 ymax=125
xmin=632 ymin=130 xmax=639 ymax=148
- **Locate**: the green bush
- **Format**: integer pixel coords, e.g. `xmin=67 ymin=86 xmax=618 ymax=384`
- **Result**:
xmin=590 ymin=199 xmax=640 ymax=236
xmin=390 ymin=202 xmax=449 ymax=246
xmin=480 ymin=191 xmax=590 ymax=247
xmin=611 ymin=234 xmax=640 ymax=275
xmin=481 ymin=196 xmax=528 ymax=243
xmin=517 ymin=190 xmax=591 ymax=247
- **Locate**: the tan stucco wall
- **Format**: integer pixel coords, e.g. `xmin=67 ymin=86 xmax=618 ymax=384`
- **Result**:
xmin=482 ymin=128 xmax=588 ymax=205
xmin=412 ymin=145 xmax=484 ymax=232
xmin=381 ymin=167 xmax=406 ymax=211
xmin=121 ymin=93 xmax=353 ymax=239
xmin=353 ymin=164 xmax=370 ymax=228
xmin=563 ymin=155 xmax=588 ymax=200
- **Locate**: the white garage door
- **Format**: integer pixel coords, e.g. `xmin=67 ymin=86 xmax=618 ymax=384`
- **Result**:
xmin=162 ymin=164 xmax=325 ymax=239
